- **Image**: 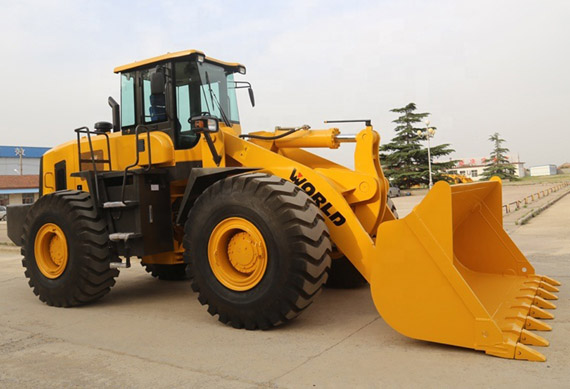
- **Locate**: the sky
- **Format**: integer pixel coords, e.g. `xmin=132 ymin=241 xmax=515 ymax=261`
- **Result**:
xmin=1 ymin=0 xmax=569 ymax=168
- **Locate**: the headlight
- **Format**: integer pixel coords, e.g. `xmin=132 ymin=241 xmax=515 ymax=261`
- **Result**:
xmin=208 ymin=119 xmax=218 ymax=131
xmin=191 ymin=116 xmax=220 ymax=133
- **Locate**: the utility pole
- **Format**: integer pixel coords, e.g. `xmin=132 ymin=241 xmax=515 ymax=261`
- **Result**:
xmin=14 ymin=147 xmax=25 ymax=175
xmin=417 ymin=121 xmax=437 ymax=189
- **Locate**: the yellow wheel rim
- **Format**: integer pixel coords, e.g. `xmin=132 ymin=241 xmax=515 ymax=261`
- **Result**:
xmin=208 ymin=217 xmax=267 ymax=291
xmin=34 ymin=223 xmax=69 ymax=279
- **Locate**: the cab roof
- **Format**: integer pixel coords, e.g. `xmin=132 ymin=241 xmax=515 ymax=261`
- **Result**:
xmin=113 ymin=49 xmax=245 ymax=73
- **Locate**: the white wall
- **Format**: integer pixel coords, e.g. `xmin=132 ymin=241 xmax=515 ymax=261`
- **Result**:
xmin=0 ymin=157 xmax=41 ymax=175
xmin=9 ymin=193 xmax=22 ymax=205
xmin=450 ymin=166 xmax=485 ymax=181
xmin=530 ymin=165 xmax=557 ymax=176
xmin=448 ymin=162 xmax=525 ymax=181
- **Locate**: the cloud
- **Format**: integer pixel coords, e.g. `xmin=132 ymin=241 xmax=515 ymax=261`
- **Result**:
xmin=0 ymin=0 xmax=568 ymax=167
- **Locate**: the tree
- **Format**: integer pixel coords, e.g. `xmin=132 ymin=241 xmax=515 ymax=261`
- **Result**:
xmin=482 ymin=132 xmax=518 ymax=180
xmin=379 ymin=102 xmax=455 ymax=188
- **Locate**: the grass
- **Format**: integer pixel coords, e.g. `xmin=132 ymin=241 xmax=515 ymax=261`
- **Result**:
xmin=503 ymin=173 xmax=570 ymax=186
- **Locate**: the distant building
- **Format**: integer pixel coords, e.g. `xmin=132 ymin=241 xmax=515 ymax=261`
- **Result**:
xmin=446 ymin=155 xmax=525 ymax=181
xmin=530 ymin=165 xmax=557 ymax=177
xmin=0 ymin=175 xmax=40 ymax=206
xmin=0 ymin=145 xmax=49 ymax=206
xmin=0 ymin=145 xmax=49 ymax=175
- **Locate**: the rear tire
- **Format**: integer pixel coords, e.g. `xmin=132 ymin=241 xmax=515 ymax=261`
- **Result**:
xmin=21 ymin=191 xmax=119 ymax=307
xmin=141 ymin=263 xmax=188 ymax=281
xmin=184 ymin=173 xmax=331 ymax=330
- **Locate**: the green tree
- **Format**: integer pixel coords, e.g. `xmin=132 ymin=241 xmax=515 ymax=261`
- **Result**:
xmin=482 ymin=132 xmax=518 ymax=180
xmin=379 ymin=102 xmax=455 ymax=188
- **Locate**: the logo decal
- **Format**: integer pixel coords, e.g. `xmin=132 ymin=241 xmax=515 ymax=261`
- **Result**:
xmin=289 ymin=168 xmax=346 ymax=226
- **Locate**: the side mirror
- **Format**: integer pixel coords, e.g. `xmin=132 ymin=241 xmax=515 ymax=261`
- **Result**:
xmin=233 ymin=81 xmax=255 ymax=108
xmin=190 ymin=116 xmax=220 ymax=133
xmin=108 ymin=96 xmax=120 ymax=132
xmin=150 ymin=71 xmax=166 ymax=95
xmin=248 ymin=87 xmax=255 ymax=107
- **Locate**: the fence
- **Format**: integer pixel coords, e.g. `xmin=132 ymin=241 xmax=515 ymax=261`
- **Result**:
xmin=503 ymin=182 xmax=570 ymax=214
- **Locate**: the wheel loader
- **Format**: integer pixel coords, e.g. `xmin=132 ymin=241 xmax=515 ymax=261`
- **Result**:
xmin=7 ymin=49 xmax=559 ymax=361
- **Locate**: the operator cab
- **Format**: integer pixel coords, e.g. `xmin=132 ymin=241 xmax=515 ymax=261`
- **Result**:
xmin=113 ymin=50 xmax=254 ymax=150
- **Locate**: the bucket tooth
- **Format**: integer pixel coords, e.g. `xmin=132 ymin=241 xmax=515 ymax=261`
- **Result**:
xmin=533 ymin=296 xmax=557 ymax=310
xmin=525 ymin=316 xmax=552 ymax=331
xmin=514 ymin=343 xmax=546 ymax=362
xmin=536 ymin=287 xmax=558 ymax=301
xmin=510 ymin=302 xmax=554 ymax=320
xmin=539 ymin=281 xmax=559 ymax=293
xmin=540 ymin=275 xmax=561 ymax=287
xmin=519 ymin=329 xmax=549 ymax=347
xmin=370 ymin=181 xmax=558 ymax=362
xmin=510 ymin=302 xmax=531 ymax=311
xmin=529 ymin=305 xmax=554 ymax=320
xmin=525 ymin=279 xmax=560 ymax=293
xmin=506 ymin=312 xmax=526 ymax=323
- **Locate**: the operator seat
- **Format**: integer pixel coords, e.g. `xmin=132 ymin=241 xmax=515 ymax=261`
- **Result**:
xmin=149 ymin=71 xmax=167 ymax=122
xmin=149 ymin=93 xmax=166 ymax=122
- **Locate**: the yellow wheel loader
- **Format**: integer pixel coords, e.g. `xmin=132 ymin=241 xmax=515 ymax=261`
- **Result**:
xmin=7 ymin=50 xmax=559 ymax=361
xmin=443 ymin=173 xmax=473 ymax=184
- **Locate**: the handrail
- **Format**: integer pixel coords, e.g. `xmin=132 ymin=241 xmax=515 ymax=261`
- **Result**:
xmin=74 ymin=126 xmax=113 ymax=203
xmin=120 ymin=125 xmax=153 ymax=203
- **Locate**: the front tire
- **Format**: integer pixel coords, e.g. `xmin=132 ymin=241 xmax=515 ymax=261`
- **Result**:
xmin=21 ymin=191 xmax=119 ymax=307
xmin=141 ymin=263 xmax=188 ymax=281
xmin=325 ymin=254 xmax=368 ymax=289
xmin=184 ymin=173 xmax=331 ymax=330
xmin=326 ymin=198 xmax=399 ymax=288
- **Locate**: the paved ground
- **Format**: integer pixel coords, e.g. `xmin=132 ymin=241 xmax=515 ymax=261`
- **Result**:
xmin=0 ymin=221 xmax=7 ymax=244
xmin=0 ymin=193 xmax=569 ymax=388
xmin=392 ymin=182 xmax=569 ymax=220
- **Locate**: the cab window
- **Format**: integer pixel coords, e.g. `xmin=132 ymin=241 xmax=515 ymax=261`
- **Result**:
xmin=196 ymin=61 xmax=239 ymax=124
xmin=173 ymin=60 xmax=241 ymax=149
xmin=142 ymin=67 xmax=167 ymax=123
xmin=174 ymin=61 xmax=201 ymax=149
xmin=120 ymin=72 xmax=135 ymax=128
xmin=226 ymin=74 xmax=240 ymax=123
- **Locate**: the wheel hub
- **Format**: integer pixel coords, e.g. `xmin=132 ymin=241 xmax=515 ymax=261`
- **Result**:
xmin=34 ymin=223 xmax=68 ymax=279
xmin=48 ymin=235 xmax=65 ymax=266
xmin=208 ymin=217 xmax=267 ymax=291
xmin=227 ymin=231 xmax=263 ymax=273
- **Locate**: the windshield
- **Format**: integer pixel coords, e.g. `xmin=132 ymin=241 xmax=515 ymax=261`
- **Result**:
xmin=174 ymin=60 xmax=240 ymax=148
xmin=174 ymin=61 xmax=239 ymax=123
xmin=198 ymin=62 xmax=237 ymax=124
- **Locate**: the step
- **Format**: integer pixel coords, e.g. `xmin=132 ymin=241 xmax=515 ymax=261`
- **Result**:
xmin=103 ymin=201 xmax=138 ymax=209
xmin=109 ymin=262 xmax=129 ymax=269
xmin=109 ymin=232 xmax=141 ymax=241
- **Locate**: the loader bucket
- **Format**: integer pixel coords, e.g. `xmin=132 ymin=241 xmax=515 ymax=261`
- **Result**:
xmin=370 ymin=180 xmax=560 ymax=361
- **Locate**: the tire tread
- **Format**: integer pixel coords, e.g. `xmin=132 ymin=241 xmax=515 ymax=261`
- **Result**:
xmin=21 ymin=190 xmax=118 ymax=307
xmin=184 ymin=173 xmax=331 ymax=330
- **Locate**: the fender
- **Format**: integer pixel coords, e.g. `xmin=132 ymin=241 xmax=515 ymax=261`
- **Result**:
xmin=175 ymin=167 xmax=259 ymax=226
